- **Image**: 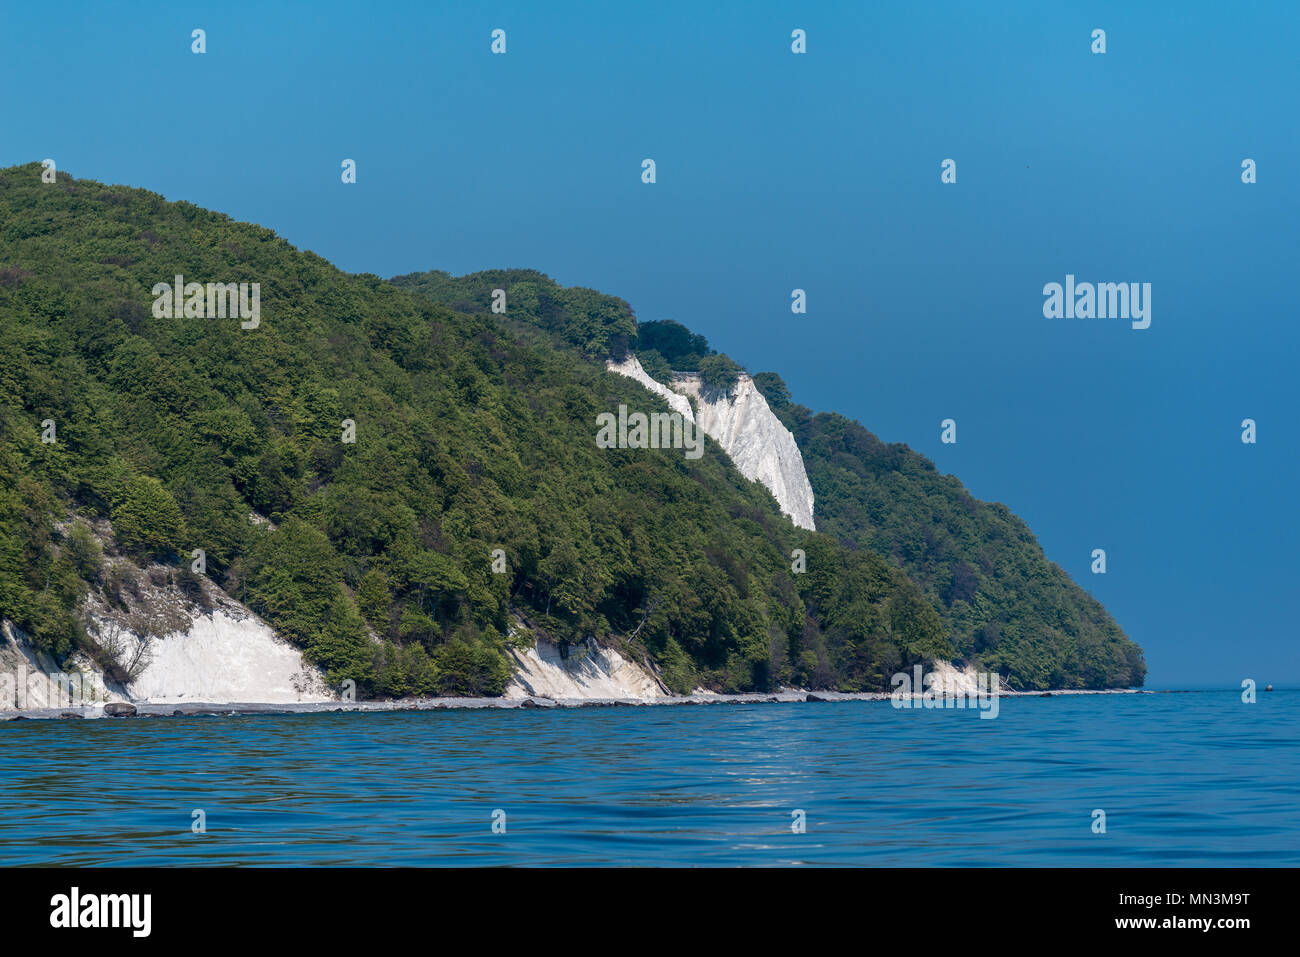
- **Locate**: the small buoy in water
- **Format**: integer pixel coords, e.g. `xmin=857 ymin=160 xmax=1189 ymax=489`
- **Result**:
xmin=1265 ymin=684 xmax=1273 ymax=692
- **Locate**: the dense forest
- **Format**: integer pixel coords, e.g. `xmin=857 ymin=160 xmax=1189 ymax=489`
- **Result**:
xmin=0 ymin=165 xmax=1143 ymax=698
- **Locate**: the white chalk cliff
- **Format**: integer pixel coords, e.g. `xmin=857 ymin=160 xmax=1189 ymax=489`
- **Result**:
xmin=111 ymin=605 xmax=334 ymax=705
xmin=0 ymin=553 xmax=335 ymax=711
xmin=607 ymin=355 xmax=816 ymax=530
xmin=78 ymin=567 xmax=334 ymax=704
xmin=0 ymin=620 xmax=120 ymax=710
xmin=505 ymin=636 xmax=668 ymax=700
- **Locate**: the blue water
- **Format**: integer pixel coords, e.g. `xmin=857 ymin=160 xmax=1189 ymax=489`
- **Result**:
xmin=1 ymin=691 xmax=1296 ymax=866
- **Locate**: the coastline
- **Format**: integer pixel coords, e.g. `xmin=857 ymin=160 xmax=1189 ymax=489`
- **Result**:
xmin=0 ymin=686 xmax=1150 ymax=721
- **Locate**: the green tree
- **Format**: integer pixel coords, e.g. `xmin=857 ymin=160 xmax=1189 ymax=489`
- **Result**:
xmin=111 ymin=476 xmax=185 ymax=559
xmin=697 ymin=354 xmax=743 ymax=395
xmin=309 ymin=589 xmax=377 ymax=689
xmin=751 ymin=372 xmax=791 ymax=410
xmin=356 ymin=567 xmax=393 ymax=633
xmin=433 ymin=633 xmax=511 ymax=696
xmin=889 ymin=584 xmax=953 ymax=664
xmin=63 ymin=519 xmax=103 ymax=582
xmin=241 ymin=517 xmax=341 ymax=646
xmin=637 ymin=349 xmax=672 ymax=384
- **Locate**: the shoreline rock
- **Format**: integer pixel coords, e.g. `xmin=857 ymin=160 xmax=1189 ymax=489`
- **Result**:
xmin=0 ymin=686 xmax=1150 ymax=721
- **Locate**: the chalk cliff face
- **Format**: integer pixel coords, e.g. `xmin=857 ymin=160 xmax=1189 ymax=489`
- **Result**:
xmin=505 ymin=637 xmax=667 ymax=700
xmin=605 ymin=354 xmax=695 ymax=420
xmin=0 ymin=620 xmax=120 ymax=711
xmin=105 ymin=605 xmax=334 ymax=705
xmin=607 ymin=355 xmax=816 ymax=530
xmin=79 ymin=567 xmax=334 ymax=704
xmin=0 ymin=555 xmax=334 ymax=711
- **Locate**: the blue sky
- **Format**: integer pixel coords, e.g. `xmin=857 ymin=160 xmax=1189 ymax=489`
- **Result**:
xmin=3 ymin=1 xmax=1297 ymax=687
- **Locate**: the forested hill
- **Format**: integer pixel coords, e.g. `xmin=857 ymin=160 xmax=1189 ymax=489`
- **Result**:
xmin=393 ymin=269 xmax=1147 ymax=691
xmin=0 ymin=165 xmax=1142 ymax=697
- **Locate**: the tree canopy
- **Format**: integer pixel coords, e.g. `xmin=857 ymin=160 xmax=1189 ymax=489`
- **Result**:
xmin=0 ymin=164 xmax=1144 ymax=696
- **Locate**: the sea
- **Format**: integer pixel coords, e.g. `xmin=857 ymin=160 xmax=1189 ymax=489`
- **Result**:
xmin=1 ymin=690 xmax=1295 ymax=866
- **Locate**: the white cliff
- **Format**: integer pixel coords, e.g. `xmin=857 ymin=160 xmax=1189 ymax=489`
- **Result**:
xmin=605 ymin=354 xmax=695 ymax=420
xmin=80 ymin=565 xmax=334 ymax=705
xmin=505 ymin=636 xmax=667 ymax=700
xmin=1 ymin=552 xmax=335 ymax=711
xmin=0 ymin=620 xmax=121 ymax=711
xmin=607 ymin=354 xmax=816 ymax=530
xmin=924 ymin=660 xmax=1013 ymax=696
xmin=113 ymin=604 xmax=334 ymax=705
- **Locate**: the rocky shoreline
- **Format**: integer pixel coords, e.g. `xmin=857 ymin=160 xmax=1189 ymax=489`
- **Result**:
xmin=0 ymin=687 xmax=1150 ymax=721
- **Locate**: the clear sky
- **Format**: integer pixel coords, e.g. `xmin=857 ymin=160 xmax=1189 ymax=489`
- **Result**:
xmin=3 ymin=1 xmax=1296 ymax=688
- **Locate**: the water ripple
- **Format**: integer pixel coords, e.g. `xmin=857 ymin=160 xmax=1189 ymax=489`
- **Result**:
xmin=1 ymin=691 xmax=1297 ymax=865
